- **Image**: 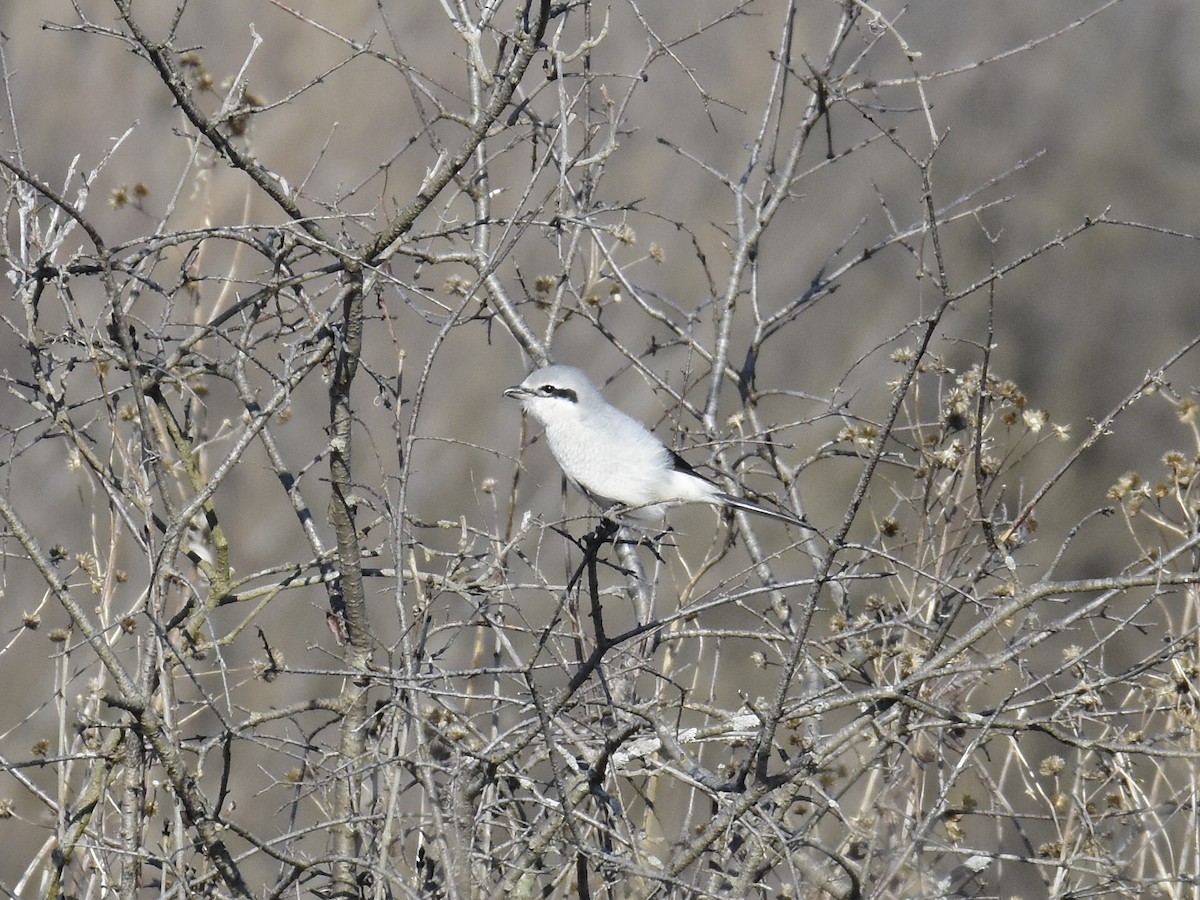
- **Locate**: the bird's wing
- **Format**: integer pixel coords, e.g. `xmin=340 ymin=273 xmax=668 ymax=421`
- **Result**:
xmin=666 ymin=448 xmax=718 ymax=487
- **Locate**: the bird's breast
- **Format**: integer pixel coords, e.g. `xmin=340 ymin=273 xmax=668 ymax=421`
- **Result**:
xmin=544 ymin=421 xmax=666 ymax=506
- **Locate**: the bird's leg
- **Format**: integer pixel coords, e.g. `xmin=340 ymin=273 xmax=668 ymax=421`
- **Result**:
xmin=595 ymin=516 xmax=621 ymax=542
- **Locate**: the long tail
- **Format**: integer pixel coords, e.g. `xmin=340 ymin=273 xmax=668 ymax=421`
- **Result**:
xmin=716 ymin=492 xmax=813 ymax=529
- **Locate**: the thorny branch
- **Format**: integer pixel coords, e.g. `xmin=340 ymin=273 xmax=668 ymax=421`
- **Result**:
xmin=1 ymin=2 xmax=1195 ymax=898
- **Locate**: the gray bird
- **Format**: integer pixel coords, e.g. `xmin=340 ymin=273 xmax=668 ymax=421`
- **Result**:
xmin=505 ymin=364 xmax=807 ymax=526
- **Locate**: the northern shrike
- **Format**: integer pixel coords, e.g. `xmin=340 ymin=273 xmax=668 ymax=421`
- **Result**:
xmin=504 ymin=364 xmax=807 ymax=526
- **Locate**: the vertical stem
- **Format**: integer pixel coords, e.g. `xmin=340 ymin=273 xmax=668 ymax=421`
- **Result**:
xmin=328 ymin=278 xmax=372 ymax=662
xmin=117 ymin=727 xmax=146 ymax=898
xmin=327 ymin=274 xmax=373 ymax=896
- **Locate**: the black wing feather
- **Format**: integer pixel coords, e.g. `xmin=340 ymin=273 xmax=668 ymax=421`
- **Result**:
xmin=667 ymin=449 xmax=719 ymax=487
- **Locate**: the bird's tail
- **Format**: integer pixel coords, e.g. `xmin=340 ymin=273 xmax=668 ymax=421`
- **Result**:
xmin=716 ymin=492 xmax=812 ymax=529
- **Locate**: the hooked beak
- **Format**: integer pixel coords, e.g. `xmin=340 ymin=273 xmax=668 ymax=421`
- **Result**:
xmin=503 ymin=385 xmax=530 ymax=400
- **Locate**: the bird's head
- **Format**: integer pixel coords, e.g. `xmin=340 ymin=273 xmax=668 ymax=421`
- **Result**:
xmin=503 ymin=364 xmax=601 ymax=427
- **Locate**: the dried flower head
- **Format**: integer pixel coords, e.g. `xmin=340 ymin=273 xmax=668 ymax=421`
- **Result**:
xmin=1107 ymin=471 xmax=1141 ymax=500
xmin=1039 ymin=755 xmax=1066 ymax=776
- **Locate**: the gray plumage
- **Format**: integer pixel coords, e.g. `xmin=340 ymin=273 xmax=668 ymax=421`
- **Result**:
xmin=504 ymin=365 xmax=806 ymax=526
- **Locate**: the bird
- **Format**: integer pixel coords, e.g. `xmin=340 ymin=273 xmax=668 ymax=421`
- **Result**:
xmin=504 ymin=364 xmax=808 ymax=527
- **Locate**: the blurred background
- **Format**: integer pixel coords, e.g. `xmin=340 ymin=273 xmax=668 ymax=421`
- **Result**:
xmin=4 ymin=1 xmax=1197 ymax=533
xmin=2 ymin=0 xmax=1199 ymax=893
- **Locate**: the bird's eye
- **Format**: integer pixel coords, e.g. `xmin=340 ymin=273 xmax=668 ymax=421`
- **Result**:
xmin=539 ymin=385 xmax=557 ymax=395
